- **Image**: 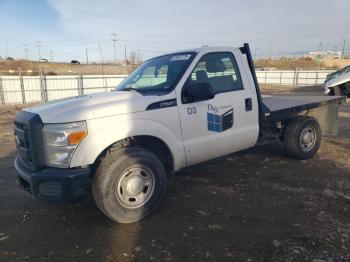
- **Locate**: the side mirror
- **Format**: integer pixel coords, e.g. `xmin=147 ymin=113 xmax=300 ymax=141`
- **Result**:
xmin=185 ymin=82 xmax=214 ymax=103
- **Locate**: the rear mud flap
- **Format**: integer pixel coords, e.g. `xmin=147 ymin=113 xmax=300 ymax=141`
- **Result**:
xmin=310 ymin=103 xmax=339 ymax=136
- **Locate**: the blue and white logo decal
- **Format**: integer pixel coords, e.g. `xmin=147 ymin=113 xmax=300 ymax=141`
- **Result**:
xmin=207 ymin=104 xmax=233 ymax=132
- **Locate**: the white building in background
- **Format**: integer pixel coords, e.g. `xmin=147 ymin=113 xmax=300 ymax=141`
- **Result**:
xmin=307 ymin=50 xmax=342 ymax=59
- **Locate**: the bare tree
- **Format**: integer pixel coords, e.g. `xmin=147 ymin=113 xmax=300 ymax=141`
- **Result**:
xmin=135 ymin=50 xmax=143 ymax=64
xmin=129 ymin=50 xmax=143 ymax=68
xmin=129 ymin=50 xmax=136 ymax=66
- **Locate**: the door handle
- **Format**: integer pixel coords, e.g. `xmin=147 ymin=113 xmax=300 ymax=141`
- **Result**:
xmin=245 ymin=98 xmax=252 ymax=111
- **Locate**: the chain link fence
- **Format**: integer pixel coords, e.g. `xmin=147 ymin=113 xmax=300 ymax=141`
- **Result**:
xmin=0 ymin=69 xmax=334 ymax=105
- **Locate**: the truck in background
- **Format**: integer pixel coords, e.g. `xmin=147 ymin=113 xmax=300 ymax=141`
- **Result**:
xmin=324 ymin=65 xmax=350 ymax=97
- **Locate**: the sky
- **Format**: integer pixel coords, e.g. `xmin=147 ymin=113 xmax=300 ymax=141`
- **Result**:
xmin=0 ymin=0 xmax=350 ymax=62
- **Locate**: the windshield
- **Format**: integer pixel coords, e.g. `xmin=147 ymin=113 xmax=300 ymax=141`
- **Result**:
xmin=116 ymin=52 xmax=195 ymax=94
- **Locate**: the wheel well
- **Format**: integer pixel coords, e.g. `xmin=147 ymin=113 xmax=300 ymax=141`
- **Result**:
xmin=95 ymin=136 xmax=174 ymax=174
xmin=340 ymin=82 xmax=350 ymax=93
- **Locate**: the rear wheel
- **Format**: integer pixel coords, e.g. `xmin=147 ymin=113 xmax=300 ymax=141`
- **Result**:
xmin=283 ymin=116 xmax=321 ymax=160
xmin=92 ymin=146 xmax=167 ymax=223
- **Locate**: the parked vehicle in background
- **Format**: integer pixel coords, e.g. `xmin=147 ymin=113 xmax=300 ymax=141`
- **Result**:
xmin=324 ymin=65 xmax=350 ymax=97
xmin=71 ymin=60 xmax=80 ymax=65
xmin=14 ymin=43 xmax=345 ymax=223
xmin=39 ymin=58 xmax=48 ymax=63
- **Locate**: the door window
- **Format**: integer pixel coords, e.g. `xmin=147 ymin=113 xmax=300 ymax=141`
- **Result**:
xmin=186 ymin=52 xmax=243 ymax=96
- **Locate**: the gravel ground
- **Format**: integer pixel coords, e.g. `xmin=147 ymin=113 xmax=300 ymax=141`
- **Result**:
xmin=0 ymin=85 xmax=349 ymax=262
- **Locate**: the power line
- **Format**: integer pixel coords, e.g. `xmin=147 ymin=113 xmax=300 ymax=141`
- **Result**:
xmin=4 ymin=25 xmax=350 ymax=52
xmin=3 ymin=28 xmax=349 ymax=61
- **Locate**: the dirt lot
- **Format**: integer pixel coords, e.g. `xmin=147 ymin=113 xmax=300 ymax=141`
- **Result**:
xmin=0 ymin=85 xmax=349 ymax=262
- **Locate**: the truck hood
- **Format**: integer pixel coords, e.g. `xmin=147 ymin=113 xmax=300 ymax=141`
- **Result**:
xmin=25 ymin=91 xmax=160 ymax=123
xmin=325 ymin=70 xmax=350 ymax=88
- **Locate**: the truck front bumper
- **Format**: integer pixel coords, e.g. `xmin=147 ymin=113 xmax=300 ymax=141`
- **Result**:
xmin=15 ymin=157 xmax=91 ymax=204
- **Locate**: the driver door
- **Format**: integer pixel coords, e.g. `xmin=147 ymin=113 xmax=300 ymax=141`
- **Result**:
xmin=177 ymin=51 xmax=257 ymax=166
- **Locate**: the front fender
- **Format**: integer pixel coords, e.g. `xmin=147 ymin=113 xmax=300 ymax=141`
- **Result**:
xmin=69 ymin=116 xmax=186 ymax=171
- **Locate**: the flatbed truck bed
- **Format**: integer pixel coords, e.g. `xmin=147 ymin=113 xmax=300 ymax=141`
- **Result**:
xmin=262 ymin=95 xmax=345 ymax=117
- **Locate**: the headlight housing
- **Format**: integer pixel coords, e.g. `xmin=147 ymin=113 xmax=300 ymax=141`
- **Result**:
xmin=43 ymin=121 xmax=87 ymax=168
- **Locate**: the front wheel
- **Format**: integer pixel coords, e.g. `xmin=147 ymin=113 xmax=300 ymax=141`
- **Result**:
xmin=92 ymin=146 xmax=167 ymax=223
xmin=283 ymin=116 xmax=321 ymax=160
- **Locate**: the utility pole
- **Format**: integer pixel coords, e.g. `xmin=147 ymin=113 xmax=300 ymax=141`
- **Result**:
xmin=98 ymin=42 xmax=105 ymax=84
xmin=269 ymin=34 xmax=272 ymax=60
xmin=342 ymin=38 xmax=346 ymax=59
xmin=124 ymin=45 xmax=127 ymax=64
xmin=85 ymin=48 xmax=89 ymax=64
xmin=36 ymin=41 xmax=41 ymax=60
xmin=49 ymin=50 xmax=53 ymax=62
xmin=318 ymin=42 xmax=323 ymax=52
xmin=317 ymin=42 xmax=323 ymax=70
xmin=98 ymin=42 xmax=103 ymax=64
xmin=254 ymin=48 xmax=257 ymax=60
xmin=111 ymin=33 xmax=117 ymax=64
xmin=23 ymin=44 xmax=29 ymax=60
xmin=6 ymin=40 xmax=9 ymax=58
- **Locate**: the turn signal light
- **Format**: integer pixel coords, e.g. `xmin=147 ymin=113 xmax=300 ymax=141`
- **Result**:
xmin=68 ymin=131 xmax=87 ymax=145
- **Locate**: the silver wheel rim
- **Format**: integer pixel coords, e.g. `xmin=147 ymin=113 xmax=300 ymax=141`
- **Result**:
xmin=299 ymin=126 xmax=317 ymax=152
xmin=116 ymin=166 xmax=155 ymax=209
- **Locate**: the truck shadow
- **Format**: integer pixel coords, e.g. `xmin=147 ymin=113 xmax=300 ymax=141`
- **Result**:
xmin=1 ymin=141 xmax=350 ymax=261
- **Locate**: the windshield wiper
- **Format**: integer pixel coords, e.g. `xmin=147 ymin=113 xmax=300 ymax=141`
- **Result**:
xmin=121 ymin=87 xmax=142 ymax=93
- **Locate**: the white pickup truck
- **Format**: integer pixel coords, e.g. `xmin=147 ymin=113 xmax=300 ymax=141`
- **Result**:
xmin=14 ymin=44 xmax=345 ymax=223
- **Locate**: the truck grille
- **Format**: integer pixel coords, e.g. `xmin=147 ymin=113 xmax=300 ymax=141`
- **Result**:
xmin=14 ymin=111 xmax=45 ymax=171
xmin=14 ymin=121 xmax=34 ymax=168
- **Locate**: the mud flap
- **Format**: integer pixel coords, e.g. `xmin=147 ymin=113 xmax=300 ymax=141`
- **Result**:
xmin=310 ymin=103 xmax=339 ymax=136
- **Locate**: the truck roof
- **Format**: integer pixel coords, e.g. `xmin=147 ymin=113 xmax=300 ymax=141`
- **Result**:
xmin=162 ymin=46 xmax=240 ymax=56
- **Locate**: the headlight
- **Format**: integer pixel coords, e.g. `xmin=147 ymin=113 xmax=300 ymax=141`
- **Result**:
xmin=43 ymin=121 xmax=87 ymax=168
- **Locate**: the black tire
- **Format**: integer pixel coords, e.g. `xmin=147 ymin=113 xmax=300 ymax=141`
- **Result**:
xmin=92 ymin=146 xmax=167 ymax=223
xmin=283 ymin=116 xmax=321 ymax=160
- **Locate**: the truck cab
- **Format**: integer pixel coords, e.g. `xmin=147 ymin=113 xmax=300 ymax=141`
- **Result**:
xmin=14 ymin=44 xmax=344 ymax=223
